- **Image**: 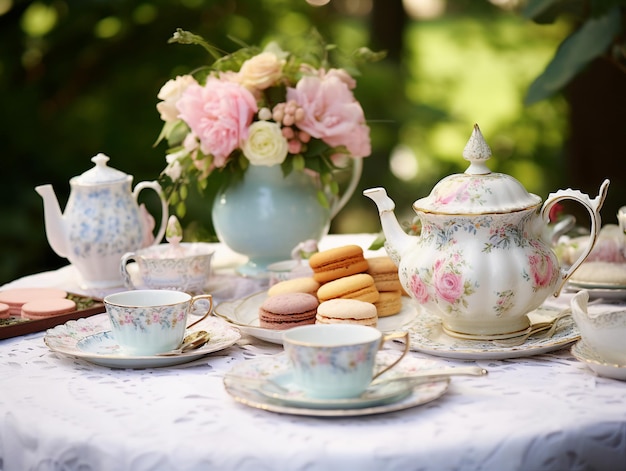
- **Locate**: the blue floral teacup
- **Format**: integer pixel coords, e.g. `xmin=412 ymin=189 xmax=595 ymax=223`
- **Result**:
xmin=282 ymin=324 xmax=409 ymax=399
xmin=104 ymin=290 xmax=213 ymax=355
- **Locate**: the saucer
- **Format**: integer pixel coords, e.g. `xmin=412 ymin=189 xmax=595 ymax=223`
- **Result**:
xmin=223 ymin=351 xmax=450 ymax=417
xmin=256 ymin=371 xmax=412 ymax=409
xmin=571 ymin=340 xmax=626 ymax=381
xmin=44 ymin=313 xmax=241 ymax=368
xmin=406 ymin=307 xmax=580 ymax=360
xmin=214 ymin=291 xmax=418 ymax=345
xmin=565 ymin=282 xmax=626 ymax=301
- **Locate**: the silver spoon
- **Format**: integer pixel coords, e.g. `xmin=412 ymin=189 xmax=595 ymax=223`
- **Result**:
xmin=370 ymin=365 xmax=488 ymax=387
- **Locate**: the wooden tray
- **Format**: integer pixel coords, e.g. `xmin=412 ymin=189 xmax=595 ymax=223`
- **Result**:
xmin=0 ymin=293 xmax=105 ymax=340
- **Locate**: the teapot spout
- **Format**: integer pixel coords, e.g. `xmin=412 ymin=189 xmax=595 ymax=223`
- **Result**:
xmin=363 ymin=187 xmax=414 ymax=266
xmin=35 ymin=184 xmax=69 ymax=258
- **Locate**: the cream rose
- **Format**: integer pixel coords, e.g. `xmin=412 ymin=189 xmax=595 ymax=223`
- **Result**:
xmin=156 ymin=75 xmax=198 ymax=122
xmin=237 ymin=52 xmax=284 ymax=90
xmin=242 ymin=121 xmax=289 ymax=166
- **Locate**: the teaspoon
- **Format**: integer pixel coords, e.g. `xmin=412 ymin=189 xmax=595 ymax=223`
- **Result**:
xmin=157 ymin=330 xmax=211 ymax=356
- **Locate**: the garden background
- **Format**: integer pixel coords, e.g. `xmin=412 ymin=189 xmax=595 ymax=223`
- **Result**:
xmin=1 ymin=0 xmax=624 ymax=284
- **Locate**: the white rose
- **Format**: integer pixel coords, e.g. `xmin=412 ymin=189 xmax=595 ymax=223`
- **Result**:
xmin=156 ymin=75 xmax=197 ymax=122
xmin=238 ymin=52 xmax=284 ymax=90
xmin=242 ymin=121 xmax=289 ymax=166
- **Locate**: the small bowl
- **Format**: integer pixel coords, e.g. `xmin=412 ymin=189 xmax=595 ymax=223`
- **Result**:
xmin=120 ymin=243 xmax=214 ymax=293
xmin=570 ymin=290 xmax=626 ymax=364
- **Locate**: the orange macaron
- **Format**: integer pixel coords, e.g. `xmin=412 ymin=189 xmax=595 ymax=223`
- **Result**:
xmin=267 ymin=277 xmax=321 ymax=297
xmin=316 ymin=273 xmax=380 ymax=304
xmin=366 ymin=256 xmax=402 ymax=292
xmin=308 ymin=245 xmax=369 ymax=283
xmin=373 ymin=290 xmax=403 ymax=317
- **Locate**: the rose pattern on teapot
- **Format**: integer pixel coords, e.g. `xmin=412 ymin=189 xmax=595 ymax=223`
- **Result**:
xmin=364 ymin=124 xmax=609 ymax=338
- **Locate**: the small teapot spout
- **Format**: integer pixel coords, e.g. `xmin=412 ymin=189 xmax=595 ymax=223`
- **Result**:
xmin=363 ymin=187 xmax=415 ymax=265
xmin=35 ymin=184 xmax=69 ymax=258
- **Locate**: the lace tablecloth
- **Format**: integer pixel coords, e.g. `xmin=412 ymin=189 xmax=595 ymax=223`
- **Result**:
xmin=1 ymin=235 xmax=625 ymax=471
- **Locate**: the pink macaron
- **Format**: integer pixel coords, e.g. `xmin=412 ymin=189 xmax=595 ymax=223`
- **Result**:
xmin=258 ymin=293 xmax=319 ymax=330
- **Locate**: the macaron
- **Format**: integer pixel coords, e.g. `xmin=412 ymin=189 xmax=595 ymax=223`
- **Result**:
xmin=366 ymin=256 xmax=402 ymax=292
xmin=267 ymin=277 xmax=321 ymax=297
xmin=0 ymin=288 xmax=68 ymax=316
xmin=373 ymin=290 xmax=403 ymax=317
xmin=308 ymin=245 xmax=369 ymax=283
xmin=21 ymin=298 xmax=77 ymax=320
xmin=316 ymin=273 xmax=380 ymax=304
xmin=0 ymin=303 xmax=10 ymax=319
xmin=316 ymin=299 xmax=378 ymax=327
xmin=258 ymin=293 xmax=319 ymax=330
xmin=570 ymin=261 xmax=626 ymax=285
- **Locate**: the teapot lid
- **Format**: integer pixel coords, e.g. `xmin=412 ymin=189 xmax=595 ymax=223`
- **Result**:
xmin=73 ymin=153 xmax=128 ymax=185
xmin=413 ymin=124 xmax=541 ymax=214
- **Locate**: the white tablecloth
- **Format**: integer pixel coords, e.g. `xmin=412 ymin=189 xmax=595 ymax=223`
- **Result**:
xmin=1 ymin=235 xmax=625 ymax=471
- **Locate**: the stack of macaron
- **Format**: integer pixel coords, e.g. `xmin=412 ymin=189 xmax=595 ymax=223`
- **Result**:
xmin=0 ymin=287 xmax=76 ymax=320
xmin=366 ymin=256 xmax=404 ymax=317
xmin=309 ymin=245 xmax=403 ymax=326
xmin=257 ymin=245 xmax=404 ymax=330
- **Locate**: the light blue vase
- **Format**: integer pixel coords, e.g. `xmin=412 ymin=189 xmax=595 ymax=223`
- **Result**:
xmin=212 ymin=165 xmax=331 ymax=276
xmin=213 ymin=160 xmax=363 ymax=276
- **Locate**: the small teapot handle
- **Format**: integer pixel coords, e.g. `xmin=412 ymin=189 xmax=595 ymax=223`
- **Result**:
xmin=329 ymin=158 xmax=363 ymax=219
xmin=540 ymin=179 xmax=610 ymax=296
xmin=133 ymin=181 xmax=169 ymax=245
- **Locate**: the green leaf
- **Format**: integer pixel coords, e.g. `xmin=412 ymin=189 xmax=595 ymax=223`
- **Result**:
xmin=524 ymin=6 xmax=621 ymax=105
xmin=175 ymin=201 xmax=187 ymax=218
xmin=522 ymin=0 xmax=585 ymax=24
xmin=168 ymin=28 xmax=222 ymax=60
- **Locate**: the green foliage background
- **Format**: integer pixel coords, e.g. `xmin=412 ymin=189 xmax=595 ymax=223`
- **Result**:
xmin=0 ymin=0 xmax=624 ymax=284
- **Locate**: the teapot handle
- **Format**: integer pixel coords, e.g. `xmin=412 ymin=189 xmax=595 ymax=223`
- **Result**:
xmin=330 ymin=158 xmax=363 ymax=219
xmin=540 ymin=179 xmax=610 ymax=296
xmin=133 ymin=181 xmax=169 ymax=245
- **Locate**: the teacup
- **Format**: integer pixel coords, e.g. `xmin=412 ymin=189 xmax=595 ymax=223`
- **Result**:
xmin=120 ymin=243 xmax=214 ymax=293
xmin=104 ymin=290 xmax=213 ymax=355
xmin=571 ymin=290 xmax=626 ymax=364
xmin=282 ymin=324 xmax=409 ymax=399
xmin=266 ymin=260 xmax=314 ymax=286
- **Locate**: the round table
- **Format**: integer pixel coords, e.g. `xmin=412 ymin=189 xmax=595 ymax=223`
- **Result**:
xmin=1 ymin=235 xmax=625 ymax=471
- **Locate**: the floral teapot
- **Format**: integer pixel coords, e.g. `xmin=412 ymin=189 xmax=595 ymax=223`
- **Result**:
xmin=36 ymin=153 xmax=168 ymax=289
xmin=364 ymin=125 xmax=610 ymax=339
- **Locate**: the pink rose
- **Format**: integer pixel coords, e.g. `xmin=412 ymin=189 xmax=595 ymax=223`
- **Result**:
xmin=323 ymin=68 xmax=357 ymax=90
xmin=176 ymin=78 xmax=258 ymax=163
xmin=410 ymin=274 xmax=429 ymax=303
xmin=287 ymin=74 xmax=370 ymax=158
xmin=433 ymin=264 xmax=463 ymax=304
xmin=528 ymin=251 xmax=555 ymax=288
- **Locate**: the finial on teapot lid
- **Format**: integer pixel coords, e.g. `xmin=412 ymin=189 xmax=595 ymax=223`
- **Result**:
xmin=463 ymin=124 xmax=492 ymax=175
xmin=165 ymin=215 xmax=183 ymax=247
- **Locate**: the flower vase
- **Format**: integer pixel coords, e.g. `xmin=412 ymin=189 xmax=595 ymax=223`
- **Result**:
xmin=212 ymin=165 xmax=330 ymax=276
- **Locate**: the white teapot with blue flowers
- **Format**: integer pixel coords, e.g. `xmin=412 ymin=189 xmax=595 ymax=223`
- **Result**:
xmin=364 ymin=125 xmax=610 ymax=339
xmin=36 ymin=153 xmax=168 ymax=289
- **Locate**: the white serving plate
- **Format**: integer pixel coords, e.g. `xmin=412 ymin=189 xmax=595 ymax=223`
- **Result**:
xmin=214 ymin=291 xmax=418 ymax=344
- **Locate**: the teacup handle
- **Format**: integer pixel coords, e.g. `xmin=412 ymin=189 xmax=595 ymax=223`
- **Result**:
xmin=372 ymin=331 xmax=410 ymax=381
xmin=120 ymin=252 xmax=138 ymax=289
xmin=187 ymin=294 xmax=214 ymax=329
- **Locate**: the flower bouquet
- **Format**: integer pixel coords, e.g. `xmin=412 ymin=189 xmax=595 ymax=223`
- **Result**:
xmin=154 ymin=29 xmax=383 ymax=273
xmin=155 ymin=28 xmax=384 ymax=217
